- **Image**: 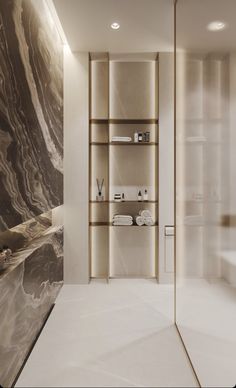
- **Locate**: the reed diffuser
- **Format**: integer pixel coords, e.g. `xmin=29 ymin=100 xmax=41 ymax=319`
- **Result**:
xmin=96 ymin=178 xmax=104 ymax=201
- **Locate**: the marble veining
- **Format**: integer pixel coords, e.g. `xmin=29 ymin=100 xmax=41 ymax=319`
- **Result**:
xmin=0 ymin=0 xmax=63 ymax=231
xmin=0 ymin=211 xmax=52 ymax=255
xmin=0 ymin=1 xmax=64 ymax=385
xmin=0 ymin=225 xmax=63 ymax=388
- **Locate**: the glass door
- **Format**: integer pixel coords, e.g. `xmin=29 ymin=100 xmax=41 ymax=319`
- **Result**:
xmin=175 ymin=1 xmax=236 ymax=386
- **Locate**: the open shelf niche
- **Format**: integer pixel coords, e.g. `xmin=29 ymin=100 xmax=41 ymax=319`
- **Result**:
xmin=89 ymin=52 xmax=159 ymax=281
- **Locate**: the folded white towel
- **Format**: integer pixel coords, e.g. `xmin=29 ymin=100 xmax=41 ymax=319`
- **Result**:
xmin=113 ymin=218 xmax=133 ymax=221
xmin=111 ymin=136 xmax=132 ymax=142
xmin=136 ymin=216 xmax=145 ymax=226
xmin=139 ymin=210 xmax=152 ymax=219
xmin=113 ymin=220 xmax=133 ymax=226
xmin=113 ymin=220 xmax=133 ymax=225
xmin=113 ymin=217 xmax=133 ymax=222
xmin=144 ymin=217 xmax=154 ymax=226
xmin=113 ymin=214 xmax=133 ymax=220
xmin=112 ymin=137 xmax=131 ymax=139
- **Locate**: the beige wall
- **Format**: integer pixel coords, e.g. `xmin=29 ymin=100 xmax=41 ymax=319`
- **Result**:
xmin=158 ymin=53 xmax=175 ymax=283
xmin=64 ymin=50 xmax=89 ymax=284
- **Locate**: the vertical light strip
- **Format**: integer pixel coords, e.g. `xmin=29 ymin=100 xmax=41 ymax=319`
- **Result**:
xmin=88 ymin=53 xmax=92 ymax=282
xmin=108 ymin=52 xmax=110 ymax=283
xmin=45 ymin=0 xmax=70 ymax=47
xmin=156 ymin=53 xmax=159 ymax=282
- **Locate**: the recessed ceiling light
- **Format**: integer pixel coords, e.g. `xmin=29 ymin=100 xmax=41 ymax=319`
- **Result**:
xmin=207 ymin=21 xmax=227 ymax=31
xmin=111 ymin=22 xmax=120 ymax=30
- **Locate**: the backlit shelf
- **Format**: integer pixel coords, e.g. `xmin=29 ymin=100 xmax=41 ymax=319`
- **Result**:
xmin=90 ymin=142 xmax=158 ymax=146
xmin=90 ymin=200 xmax=158 ymax=203
xmin=90 ymin=119 xmax=159 ymax=124
xmin=90 ymin=222 xmax=158 ymax=227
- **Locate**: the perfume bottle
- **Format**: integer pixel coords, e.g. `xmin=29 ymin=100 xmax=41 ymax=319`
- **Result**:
xmin=144 ymin=189 xmax=148 ymax=201
xmin=138 ymin=190 xmax=142 ymax=201
xmin=145 ymin=132 xmax=150 ymax=142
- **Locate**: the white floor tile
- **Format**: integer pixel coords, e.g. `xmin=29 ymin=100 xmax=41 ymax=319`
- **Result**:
xmin=176 ymin=279 xmax=236 ymax=388
xmin=16 ymin=280 xmax=197 ymax=387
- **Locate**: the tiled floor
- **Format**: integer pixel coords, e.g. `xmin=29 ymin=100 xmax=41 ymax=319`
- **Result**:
xmin=16 ymin=280 xmax=197 ymax=387
xmin=177 ymin=278 xmax=236 ymax=388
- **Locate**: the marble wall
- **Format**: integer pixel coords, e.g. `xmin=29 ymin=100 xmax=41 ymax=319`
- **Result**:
xmin=0 ymin=225 xmax=63 ymax=388
xmin=0 ymin=0 xmax=64 ymax=386
xmin=0 ymin=0 xmax=63 ymax=231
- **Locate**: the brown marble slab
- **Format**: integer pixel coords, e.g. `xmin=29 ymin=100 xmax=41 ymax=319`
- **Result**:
xmin=0 ymin=225 xmax=63 ymax=388
xmin=0 ymin=0 xmax=63 ymax=231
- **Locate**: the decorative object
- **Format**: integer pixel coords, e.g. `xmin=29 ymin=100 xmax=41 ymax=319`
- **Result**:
xmin=138 ymin=132 xmax=143 ymax=142
xmin=145 ymin=132 xmax=150 ymax=142
xmin=138 ymin=190 xmax=142 ymax=201
xmin=114 ymin=193 xmax=122 ymax=202
xmin=144 ymin=189 xmax=148 ymax=201
xmin=96 ymin=178 xmax=104 ymax=201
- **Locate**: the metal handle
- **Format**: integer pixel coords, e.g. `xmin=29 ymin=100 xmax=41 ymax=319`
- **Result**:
xmin=164 ymin=225 xmax=175 ymax=236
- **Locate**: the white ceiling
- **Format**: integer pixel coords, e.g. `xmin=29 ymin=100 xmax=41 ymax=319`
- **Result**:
xmin=176 ymin=0 xmax=236 ymax=52
xmin=52 ymin=0 xmax=236 ymax=54
xmin=52 ymin=0 xmax=174 ymax=52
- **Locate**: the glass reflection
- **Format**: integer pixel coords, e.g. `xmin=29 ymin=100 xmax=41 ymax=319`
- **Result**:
xmin=176 ymin=1 xmax=236 ymax=387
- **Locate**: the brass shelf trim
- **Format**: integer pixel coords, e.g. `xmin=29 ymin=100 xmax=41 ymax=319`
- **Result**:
xmin=90 ymin=200 xmax=158 ymax=203
xmin=90 ymin=142 xmax=158 ymax=146
xmin=90 ymin=119 xmax=159 ymax=124
xmin=90 ymin=222 xmax=158 ymax=227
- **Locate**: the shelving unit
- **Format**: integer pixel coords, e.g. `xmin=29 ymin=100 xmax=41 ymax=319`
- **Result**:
xmin=89 ymin=53 xmax=159 ymax=281
xmin=90 ymin=142 xmax=158 ymax=145
xmin=90 ymin=200 xmax=158 ymax=203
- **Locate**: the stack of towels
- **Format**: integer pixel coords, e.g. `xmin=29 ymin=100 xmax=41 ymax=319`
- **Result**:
xmin=111 ymin=136 xmax=132 ymax=142
xmin=113 ymin=214 xmax=133 ymax=226
xmin=135 ymin=210 xmax=154 ymax=226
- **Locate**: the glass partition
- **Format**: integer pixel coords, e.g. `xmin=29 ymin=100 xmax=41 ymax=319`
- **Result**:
xmin=175 ymin=1 xmax=236 ymax=386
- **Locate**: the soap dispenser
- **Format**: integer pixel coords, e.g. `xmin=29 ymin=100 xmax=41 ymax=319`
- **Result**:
xmin=138 ymin=190 xmax=142 ymax=202
xmin=144 ymin=189 xmax=148 ymax=201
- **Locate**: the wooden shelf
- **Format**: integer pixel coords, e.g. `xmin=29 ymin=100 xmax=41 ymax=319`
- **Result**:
xmin=90 ymin=119 xmax=109 ymax=124
xmin=110 ymin=142 xmax=158 ymax=146
xmin=90 ymin=119 xmax=158 ymax=125
xmin=90 ymin=222 xmax=109 ymax=226
xmin=90 ymin=222 xmax=158 ymax=227
xmin=90 ymin=200 xmax=158 ymax=203
xmin=90 ymin=200 xmax=110 ymax=203
xmin=90 ymin=142 xmax=108 ymax=145
xmin=90 ymin=142 xmax=158 ymax=146
xmin=111 ymin=224 xmax=158 ymax=227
